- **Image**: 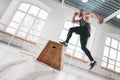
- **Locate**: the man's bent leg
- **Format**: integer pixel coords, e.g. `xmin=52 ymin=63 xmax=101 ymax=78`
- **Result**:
xmin=80 ymin=37 xmax=94 ymax=61
xmin=60 ymin=27 xmax=80 ymax=47
xmin=80 ymin=36 xmax=96 ymax=70
xmin=65 ymin=27 xmax=79 ymax=43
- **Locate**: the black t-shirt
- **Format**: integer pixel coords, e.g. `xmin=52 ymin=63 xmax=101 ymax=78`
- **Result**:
xmin=79 ymin=18 xmax=91 ymax=37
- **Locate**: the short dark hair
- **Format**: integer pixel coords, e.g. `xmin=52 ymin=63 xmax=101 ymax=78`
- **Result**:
xmin=80 ymin=9 xmax=84 ymax=11
xmin=79 ymin=9 xmax=83 ymax=17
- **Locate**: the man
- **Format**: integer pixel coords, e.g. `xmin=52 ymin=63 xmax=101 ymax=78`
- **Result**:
xmin=60 ymin=9 xmax=103 ymax=70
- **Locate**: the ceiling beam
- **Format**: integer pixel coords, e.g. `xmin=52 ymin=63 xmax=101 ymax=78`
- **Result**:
xmin=104 ymin=9 xmax=120 ymax=22
xmin=62 ymin=0 xmax=65 ymax=4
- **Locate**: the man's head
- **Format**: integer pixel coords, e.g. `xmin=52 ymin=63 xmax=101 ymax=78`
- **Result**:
xmin=79 ymin=9 xmax=85 ymax=17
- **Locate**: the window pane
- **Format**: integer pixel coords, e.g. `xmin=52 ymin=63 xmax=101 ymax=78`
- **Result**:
xmin=59 ymin=30 xmax=68 ymax=40
xmin=76 ymin=47 xmax=84 ymax=53
xmin=102 ymin=57 xmax=107 ymax=62
xmin=18 ymin=3 xmax=30 ymax=12
xmin=77 ymin=39 xmax=81 ymax=46
xmin=116 ymin=62 xmax=120 ymax=67
xmin=29 ymin=19 xmax=44 ymax=36
xmin=74 ymin=52 xmax=83 ymax=59
xmin=5 ymin=27 xmax=16 ymax=34
xmin=69 ymin=33 xmax=79 ymax=45
xmin=101 ymin=62 xmax=107 ymax=67
xmin=84 ymin=55 xmax=89 ymax=61
xmin=109 ymin=49 xmax=117 ymax=60
xmin=111 ymin=39 xmax=118 ymax=49
xmin=108 ymin=64 xmax=114 ymax=70
xmin=63 ymin=21 xmax=73 ymax=29
xmin=115 ymin=67 xmax=120 ymax=73
xmin=20 ymin=26 xmax=29 ymax=32
xmin=103 ymin=46 xmax=109 ymax=57
xmin=27 ymin=35 xmax=39 ymax=42
xmin=23 ymin=15 xmax=35 ymax=26
xmin=30 ymin=30 xmax=40 ymax=36
xmin=118 ymin=43 xmax=120 ymax=50
xmin=28 ymin=5 xmax=39 ymax=16
xmin=117 ymin=51 xmax=120 ymax=61
xmin=12 ymin=11 xmax=25 ymax=23
xmin=105 ymin=37 xmax=111 ymax=46
xmin=33 ymin=19 xmax=45 ymax=32
xmin=9 ymin=22 xmax=20 ymax=29
xmin=38 ymin=9 xmax=48 ymax=20
xmin=66 ymin=48 xmax=73 ymax=55
xmin=68 ymin=44 xmax=75 ymax=50
xmin=17 ymin=31 xmax=26 ymax=38
xmin=109 ymin=60 xmax=115 ymax=65
xmin=73 ymin=24 xmax=79 ymax=27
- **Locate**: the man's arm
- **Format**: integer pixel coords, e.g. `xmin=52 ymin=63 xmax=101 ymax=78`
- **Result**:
xmin=72 ymin=12 xmax=80 ymax=24
xmin=90 ymin=13 xmax=103 ymax=24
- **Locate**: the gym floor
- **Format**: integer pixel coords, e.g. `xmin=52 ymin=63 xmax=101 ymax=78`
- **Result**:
xmin=0 ymin=42 xmax=108 ymax=80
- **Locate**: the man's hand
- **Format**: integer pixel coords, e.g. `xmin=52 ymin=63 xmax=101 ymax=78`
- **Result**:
xmin=99 ymin=19 xmax=104 ymax=24
xmin=72 ymin=12 xmax=80 ymax=24
xmin=74 ymin=12 xmax=79 ymax=16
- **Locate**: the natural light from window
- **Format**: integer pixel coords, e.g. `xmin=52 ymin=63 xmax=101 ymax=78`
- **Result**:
xmin=5 ymin=3 xmax=48 ymax=42
xmin=116 ymin=14 xmax=120 ymax=19
xmin=101 ymin=37 xmax=120 ymax=73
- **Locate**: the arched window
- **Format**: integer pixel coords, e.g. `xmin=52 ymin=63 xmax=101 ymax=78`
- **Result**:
xmin=5 ymin=3 xmax=48 ymax=42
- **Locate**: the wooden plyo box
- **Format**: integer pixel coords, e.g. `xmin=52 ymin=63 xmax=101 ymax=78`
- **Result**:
xmin=37 ymin=40 xmax=64 ymax=70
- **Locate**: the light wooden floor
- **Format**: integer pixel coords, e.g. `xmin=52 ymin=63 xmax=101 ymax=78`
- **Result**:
xmin=0 ymin=42 xmax=108 ymax=80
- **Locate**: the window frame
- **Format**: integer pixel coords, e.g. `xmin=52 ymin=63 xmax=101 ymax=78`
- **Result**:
xmin=5 ymin=2 xmax=49 ymax=42
xmin=101 ymin=37 xmax=120 ymax=74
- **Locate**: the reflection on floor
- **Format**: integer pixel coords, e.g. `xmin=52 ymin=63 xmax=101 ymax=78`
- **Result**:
xmin=0 ymin=42 xmax=107 ymax=80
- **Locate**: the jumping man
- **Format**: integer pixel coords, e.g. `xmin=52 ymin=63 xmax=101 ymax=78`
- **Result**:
xmin=60 ymin=9 xmax=103 ymax=70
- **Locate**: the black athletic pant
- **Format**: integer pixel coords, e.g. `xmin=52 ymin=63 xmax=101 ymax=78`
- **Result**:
xmin=65 ymin=26 xmax=94 ymax=61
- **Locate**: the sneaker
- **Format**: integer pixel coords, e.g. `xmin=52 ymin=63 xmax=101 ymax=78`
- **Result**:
xmin=89 ymin=61 xmax=97 ymax=70
xmin=59 ymin=41 xmax=68 ymax=47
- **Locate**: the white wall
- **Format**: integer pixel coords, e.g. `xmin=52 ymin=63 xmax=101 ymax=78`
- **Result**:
xmin=39 ymin=0 xmax=65 ymax=41
xmin=0 ymin=0 xmax=12 ymax=19
xmin=0 ymin=0 xmax=120 ymax=79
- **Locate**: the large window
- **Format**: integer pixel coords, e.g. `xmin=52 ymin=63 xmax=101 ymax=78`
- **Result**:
xmin=59 ymin=21 xmax=95 ymax=61
xmin=5 ymin=3 xmax=48 ymax=42
xmin=101 ymin=37 xmax=120 ymax=73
